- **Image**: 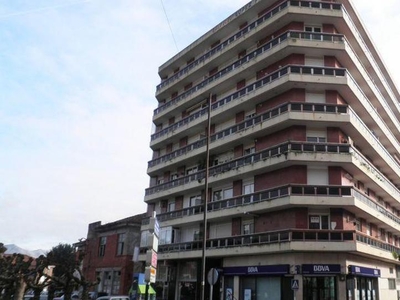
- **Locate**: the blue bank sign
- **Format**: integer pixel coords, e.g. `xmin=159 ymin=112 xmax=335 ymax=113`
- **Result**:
xmin=348 ymin=265 xmax=381 ymax=277
xmin=224 ymin=265 xmax=290 ymax=276
xmin=302 ymin=264 xmax=341 ymax=274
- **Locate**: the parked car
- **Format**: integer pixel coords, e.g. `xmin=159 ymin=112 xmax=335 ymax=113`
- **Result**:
xmin=53 ymin=293 xmax=80 ymax=300
xmin=96 ymin=296 xmax=129 ymax=300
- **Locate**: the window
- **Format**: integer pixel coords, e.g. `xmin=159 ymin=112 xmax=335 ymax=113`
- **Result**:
xmin=306 ymin=136 xmax=326 ymax=143
xmin=304 ymin=26 xmax=322 ymax=41
xmin=366 ymin=223 xmax=371 ymax=236
xmin=190 ymin=195 xmax=202 ymax=207
xmin=168 ymin=201 xmax=176 ymax=212
xmin=243 ymin=183 xmax=254 ymax=203
xmin=186 ymin=166 xmax=198 ymax=175
xmin=388 ymin=278 xmax=396 ymax=290
xmin=98 ymin=236 xmax=107 ymax=257
xmin=309 ymin=215 xmax=329 ymax=229
xmin=213 ymin=188 xmax=233 ymax=201
xmin=140 ymin=230 xmax=150 ymax=247
xmin=244 ymin=147 xmax=255 ymax=155
xmin=355 ymin=219 xmax=361 ymax=231
xmin=112 ymin=271 xmax=121 ymax=294
xmin=170 ymin=173 xmax=178 ymax=180
xmin=305 ymin=26 xmax=322 ymax=32
xmin=242 ymin=222 xmax=254 ymax=235
xmin=117 ymin=233 xmax=126 ymax=255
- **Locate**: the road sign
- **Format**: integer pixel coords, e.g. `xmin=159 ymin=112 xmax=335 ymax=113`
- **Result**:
xmin=291 ymin=279 xmax=299 ymax=290
xmin=207 ymin=268 xmax=219 ymax=285
xmin=146 ymin=249 xmax=158 ymax=268
xmin=147 ymin=234 xmax=159 ymax=252
xmin=145 ymin=266 xmax=157 ymax=283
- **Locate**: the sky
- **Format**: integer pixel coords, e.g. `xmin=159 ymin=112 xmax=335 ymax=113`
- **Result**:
xmin=0 ymin=0 xmax=399 ymax=251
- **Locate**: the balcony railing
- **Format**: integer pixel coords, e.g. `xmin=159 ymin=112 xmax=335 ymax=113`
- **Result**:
xmin=142 ymin=229 xmax=400 ymax=258
xmin=155 ymin=57 xmax=345 ymax=119
xmin=148 ymin=184 xmax=352 ymax=224
xmin=149 ymin=102 xmax=348 ymax=168
xmin=145 ymin=141 xmax=350 ymax=196
xmin=152 ymin=64 xmax=346 ymax=142
xmin=151 ymin=228 xmax=355 ymax=254
xmin=152 ymin=41 xmax=346 ymax=141
xmin=156 ymin=0 xmax=341 ymax=93
xmin=146 ymin=183 xmax=400 ymax=237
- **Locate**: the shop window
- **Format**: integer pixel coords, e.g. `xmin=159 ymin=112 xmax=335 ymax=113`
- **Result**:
xmin=303 ymin=276 xmax=336 ymax=299
xmin=112 ymin=271 xmax=121 ymax=294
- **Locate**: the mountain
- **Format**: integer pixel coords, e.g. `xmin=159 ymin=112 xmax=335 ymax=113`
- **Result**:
xmin=4 ymin=244 xmax=47 ymax=258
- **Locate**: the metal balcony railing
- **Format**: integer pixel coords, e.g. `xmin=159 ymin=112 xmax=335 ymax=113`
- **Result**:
xmin=148 ymin=102 xmax=348 ymax=168
xmin=140 ymin=229 xmax=400 ymax=258
xmin=156 ymin=0 xmax=341 ymax=94
xmin=145 ymin=183 xmax=400 ymax=236
xmin=148 ymin=228 xmax=355 ymax=254
xmin=152 ymin=64 xmax=346 ymax=142
xmin=145 ymin=141 xmax=350 ymax=196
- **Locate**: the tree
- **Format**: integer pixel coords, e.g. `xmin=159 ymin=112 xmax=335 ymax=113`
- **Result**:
xmin=0 ymin=244 xmax=34 ymax=300
xmin=46 ymin=244 xmax=99 ymax=300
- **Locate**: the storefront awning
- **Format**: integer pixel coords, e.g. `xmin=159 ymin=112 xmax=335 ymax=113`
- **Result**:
xmin=138 ymin=285 xmax=156 ymax=294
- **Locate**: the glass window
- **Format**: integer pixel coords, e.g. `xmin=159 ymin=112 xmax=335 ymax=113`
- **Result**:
xmin=98 ymin=236 xmax=106 ymax=257
xmin=190 ymin=195 xmax=202 ymax=206
xmin=112 ymin=271 xmax=121 ymax=294
xmin=168 ymin=201 xmax=175 ymax=212
xmin=309 ymin=215 xmax=329 ymax=229
xmin=303 ymin=276 xmax=336 ymax=300
xmin=159 ymin=227 xmax=173 ymax=245
xmin=213 ymin=188 xmax=233 ymax=201
xmin=243 ymin=183 xmax=254 ymax=202
xmin=242 ymin=223 xmax=254 ymax=235
xmin=178 ymin=261 xmax=197 ymax=281
xmin=117 ymin=233 xmax=126 ymax=255
xmin=140 ymin=230 xmax=150 ymax=247
xmin=103 ymin=271 xmax=111 ymax=294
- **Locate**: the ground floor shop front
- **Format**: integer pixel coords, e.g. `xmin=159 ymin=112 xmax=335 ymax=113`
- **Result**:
xmin=154 ymin=254 xmax=398 ymax=300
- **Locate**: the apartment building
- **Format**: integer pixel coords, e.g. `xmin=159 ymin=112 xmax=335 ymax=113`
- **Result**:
xmin=140 ymin=1 xmax=400 ymax=299
xmin=81 ymin=214 xmax=145 ymax=296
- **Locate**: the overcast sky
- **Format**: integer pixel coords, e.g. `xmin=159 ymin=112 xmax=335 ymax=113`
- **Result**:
xmin=0 ymin=0 xmax=399 ymax=251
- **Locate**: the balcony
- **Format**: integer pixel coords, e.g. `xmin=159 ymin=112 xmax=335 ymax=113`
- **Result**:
xmin=156 ymin=0 xmax=342 ymax=94
xmin=148 ymin=102 xmax=348 ymax=169
xmin=151 ymin=64 xmax=347 ymax=147
xmin=144 ymin=229 xmax=399 ymax=262
xmin=155 ymin=60 xmax=346 ymax=124
xmin=145 ymin=141 xmax=351 ymax=196
xmin=143 ymin=183 xmax=400 ymax=238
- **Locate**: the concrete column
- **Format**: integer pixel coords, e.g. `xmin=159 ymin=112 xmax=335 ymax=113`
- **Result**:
xmin=233 ymin=276 xmax=240 ymax=300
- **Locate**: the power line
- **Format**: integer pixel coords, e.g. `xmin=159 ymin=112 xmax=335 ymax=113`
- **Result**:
xmin=159 ymin=0 xmax=179 ymax=52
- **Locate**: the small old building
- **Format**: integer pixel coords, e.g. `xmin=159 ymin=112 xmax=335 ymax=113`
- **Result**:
xmin=81 ymin=213 xmax=146 ymax=296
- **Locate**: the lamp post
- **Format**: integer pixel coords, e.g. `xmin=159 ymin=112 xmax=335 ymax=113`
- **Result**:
xmin=200 ymin=93 xmax=212 ymax=300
